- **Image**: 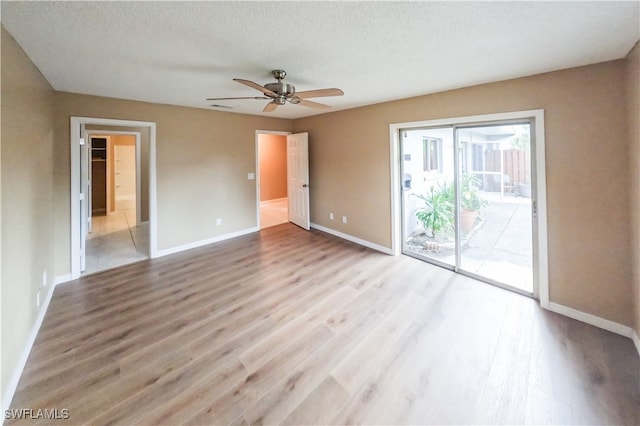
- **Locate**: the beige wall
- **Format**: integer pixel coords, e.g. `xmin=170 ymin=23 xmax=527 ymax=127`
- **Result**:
xmin=294 ymin=59 xmax=634 ymax=327
xmin=259 ymin=134 xmax=287 ymax=201
xmin=53 ymin=92 xmax=292 ymax=276
xmin=626 ymin=42 xmax=640 ymax=339
xmin=85 ymin=125 xmax=151 ymax=222
xmin=1 ymin=27 xmax=56 ymax=404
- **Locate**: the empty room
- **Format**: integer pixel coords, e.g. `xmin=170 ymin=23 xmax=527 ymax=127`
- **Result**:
xmin=1 ymin=1 xmax=639 ymax=425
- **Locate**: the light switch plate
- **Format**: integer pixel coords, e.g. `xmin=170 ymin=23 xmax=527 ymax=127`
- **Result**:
xmin=248 ymin=173 xmax=255 ymax=180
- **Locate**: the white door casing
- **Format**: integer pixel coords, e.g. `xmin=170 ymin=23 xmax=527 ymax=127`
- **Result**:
xmin=87 ymin=136 xmax=92 ymax=234
xmin=287 ymin=132 xmax=310 ymax=230
xmin=70 ymin=116 xmax=157 ymax=280
xmin=79 ymin=124 xmax=88 ymax=272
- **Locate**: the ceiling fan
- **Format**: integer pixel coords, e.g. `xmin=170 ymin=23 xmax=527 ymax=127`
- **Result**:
xmin=207 ymin=70 xmax=344 ymax=112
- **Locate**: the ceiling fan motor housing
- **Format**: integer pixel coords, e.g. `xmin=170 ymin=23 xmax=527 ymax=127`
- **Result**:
xmin=265 ymin=82 xmax=296 ymax=97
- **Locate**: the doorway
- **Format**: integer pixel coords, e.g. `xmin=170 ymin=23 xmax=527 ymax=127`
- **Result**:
xmin=70 ymin=117 xmax=157 ymax=280
xmin=391 ymin=110 xmax=548 ymax=298
xmin=257 ymin=131 xmax=289 ymax=229
xmin=84 ymin=131 xmax=148 ymax=275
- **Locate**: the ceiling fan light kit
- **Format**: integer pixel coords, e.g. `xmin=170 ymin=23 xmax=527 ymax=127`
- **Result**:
xmin=207 ymin=69 xmax=344 ymax=113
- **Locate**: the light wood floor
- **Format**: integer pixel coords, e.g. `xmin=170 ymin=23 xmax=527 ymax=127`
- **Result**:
xmin=8 ymin=224 xmax=639 ymax=425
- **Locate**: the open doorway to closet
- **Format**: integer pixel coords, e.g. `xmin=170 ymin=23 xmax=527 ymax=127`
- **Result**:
xmin=257 ymin=132 xmax=289 ymax=229
xmin=83 ymin=127 xmax=150 ymax=275
xmin=70 ymin=117 xmax=156 ymax=280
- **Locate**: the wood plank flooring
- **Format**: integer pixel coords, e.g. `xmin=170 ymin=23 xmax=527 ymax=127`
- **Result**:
xmin=7 ymin=223 xmax=640 ymax=425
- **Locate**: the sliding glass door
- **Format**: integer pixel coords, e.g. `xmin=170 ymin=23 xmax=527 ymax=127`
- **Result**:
xmin=401 ymin=121 xmax=534 ymax=294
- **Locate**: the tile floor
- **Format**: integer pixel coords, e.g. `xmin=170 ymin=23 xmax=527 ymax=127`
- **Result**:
xmin=260 ymin=197 xmax=288 ymax=229
xmin=84 ymin=209 xmax=149 ymax=275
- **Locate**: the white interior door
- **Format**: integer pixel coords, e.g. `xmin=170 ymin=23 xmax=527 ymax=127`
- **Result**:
xmin=114 ymin=144 xmax=137 ymax=211
xmin=287 ymin=132 xmax=310 ymax=230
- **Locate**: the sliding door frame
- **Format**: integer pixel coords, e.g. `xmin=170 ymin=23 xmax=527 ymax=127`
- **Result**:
xmin=390 ymin=110 xmax=548 ymax=301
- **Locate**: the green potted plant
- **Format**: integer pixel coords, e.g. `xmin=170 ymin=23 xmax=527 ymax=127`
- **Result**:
xmin=414 ymin=182 xmax=454 ymax=238
xmin=459 ymin=173 xmax=488 ymax=232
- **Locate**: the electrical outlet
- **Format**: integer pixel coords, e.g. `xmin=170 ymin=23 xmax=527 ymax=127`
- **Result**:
xmin=36 ymin=290 xmax=41 ymax=308
xmin=216 ymin=218 xmax=222 ymax=226
xmin=329 ymin=212 xmax=334 ymax=220
xmin=43 ymin=271 xmax=48 ymax=288
xmin=247 ymin=173 xmax=255 ymax=180
xmin=342 ymin=216 xmax=347 ymax=224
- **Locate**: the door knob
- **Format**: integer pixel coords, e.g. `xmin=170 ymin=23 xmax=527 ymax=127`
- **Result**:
xmin=302 ymin=184 xmax=308 ymax=188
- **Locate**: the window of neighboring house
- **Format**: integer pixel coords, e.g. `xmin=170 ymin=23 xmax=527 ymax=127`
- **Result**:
xmin=423 ymin=137 xmax=442 ymax=172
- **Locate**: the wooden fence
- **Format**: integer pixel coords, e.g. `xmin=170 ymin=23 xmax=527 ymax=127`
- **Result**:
xmin=486 ymin=149 xmax=530 ymax=184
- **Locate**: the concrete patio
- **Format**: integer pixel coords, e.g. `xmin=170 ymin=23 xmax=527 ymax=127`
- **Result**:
xmin=458 ymin=192 xmax=533 ymax=292
xmin=406 ymin=191 xmax=533 ymax=292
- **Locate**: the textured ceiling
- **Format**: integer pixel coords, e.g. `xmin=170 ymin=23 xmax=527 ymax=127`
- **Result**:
xmin=2 ymin=1 xmax=639 ymax=119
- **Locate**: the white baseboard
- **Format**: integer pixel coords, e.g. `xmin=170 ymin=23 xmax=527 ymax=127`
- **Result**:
xmin=154 ymin=227 xmax=260 ymax=258
xmin=632 ymin=329 xmax=640 ymax=358
xmin=543 ymin=301 xmax=634 ymax=339
xmin=2 ymin=280 xmax=57 ymax=420
xmin=54 ymin=273 xmax=73 ymax=286
xmin=310 ymin=223 xmax=394 ymax=255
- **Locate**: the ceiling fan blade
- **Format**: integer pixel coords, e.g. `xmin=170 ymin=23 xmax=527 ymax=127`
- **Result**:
xmin=206 ymin=96 xmax=268 ymax=100
xmin=234 ymin=78 xmax=277 ymax=97
xmin=263 ymin=102 xmax=278 ymax=112
xmin=295 ymin=88 xmax=344 ymax=99
xmin=298 ymin=99 xmax=332 ymax=110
